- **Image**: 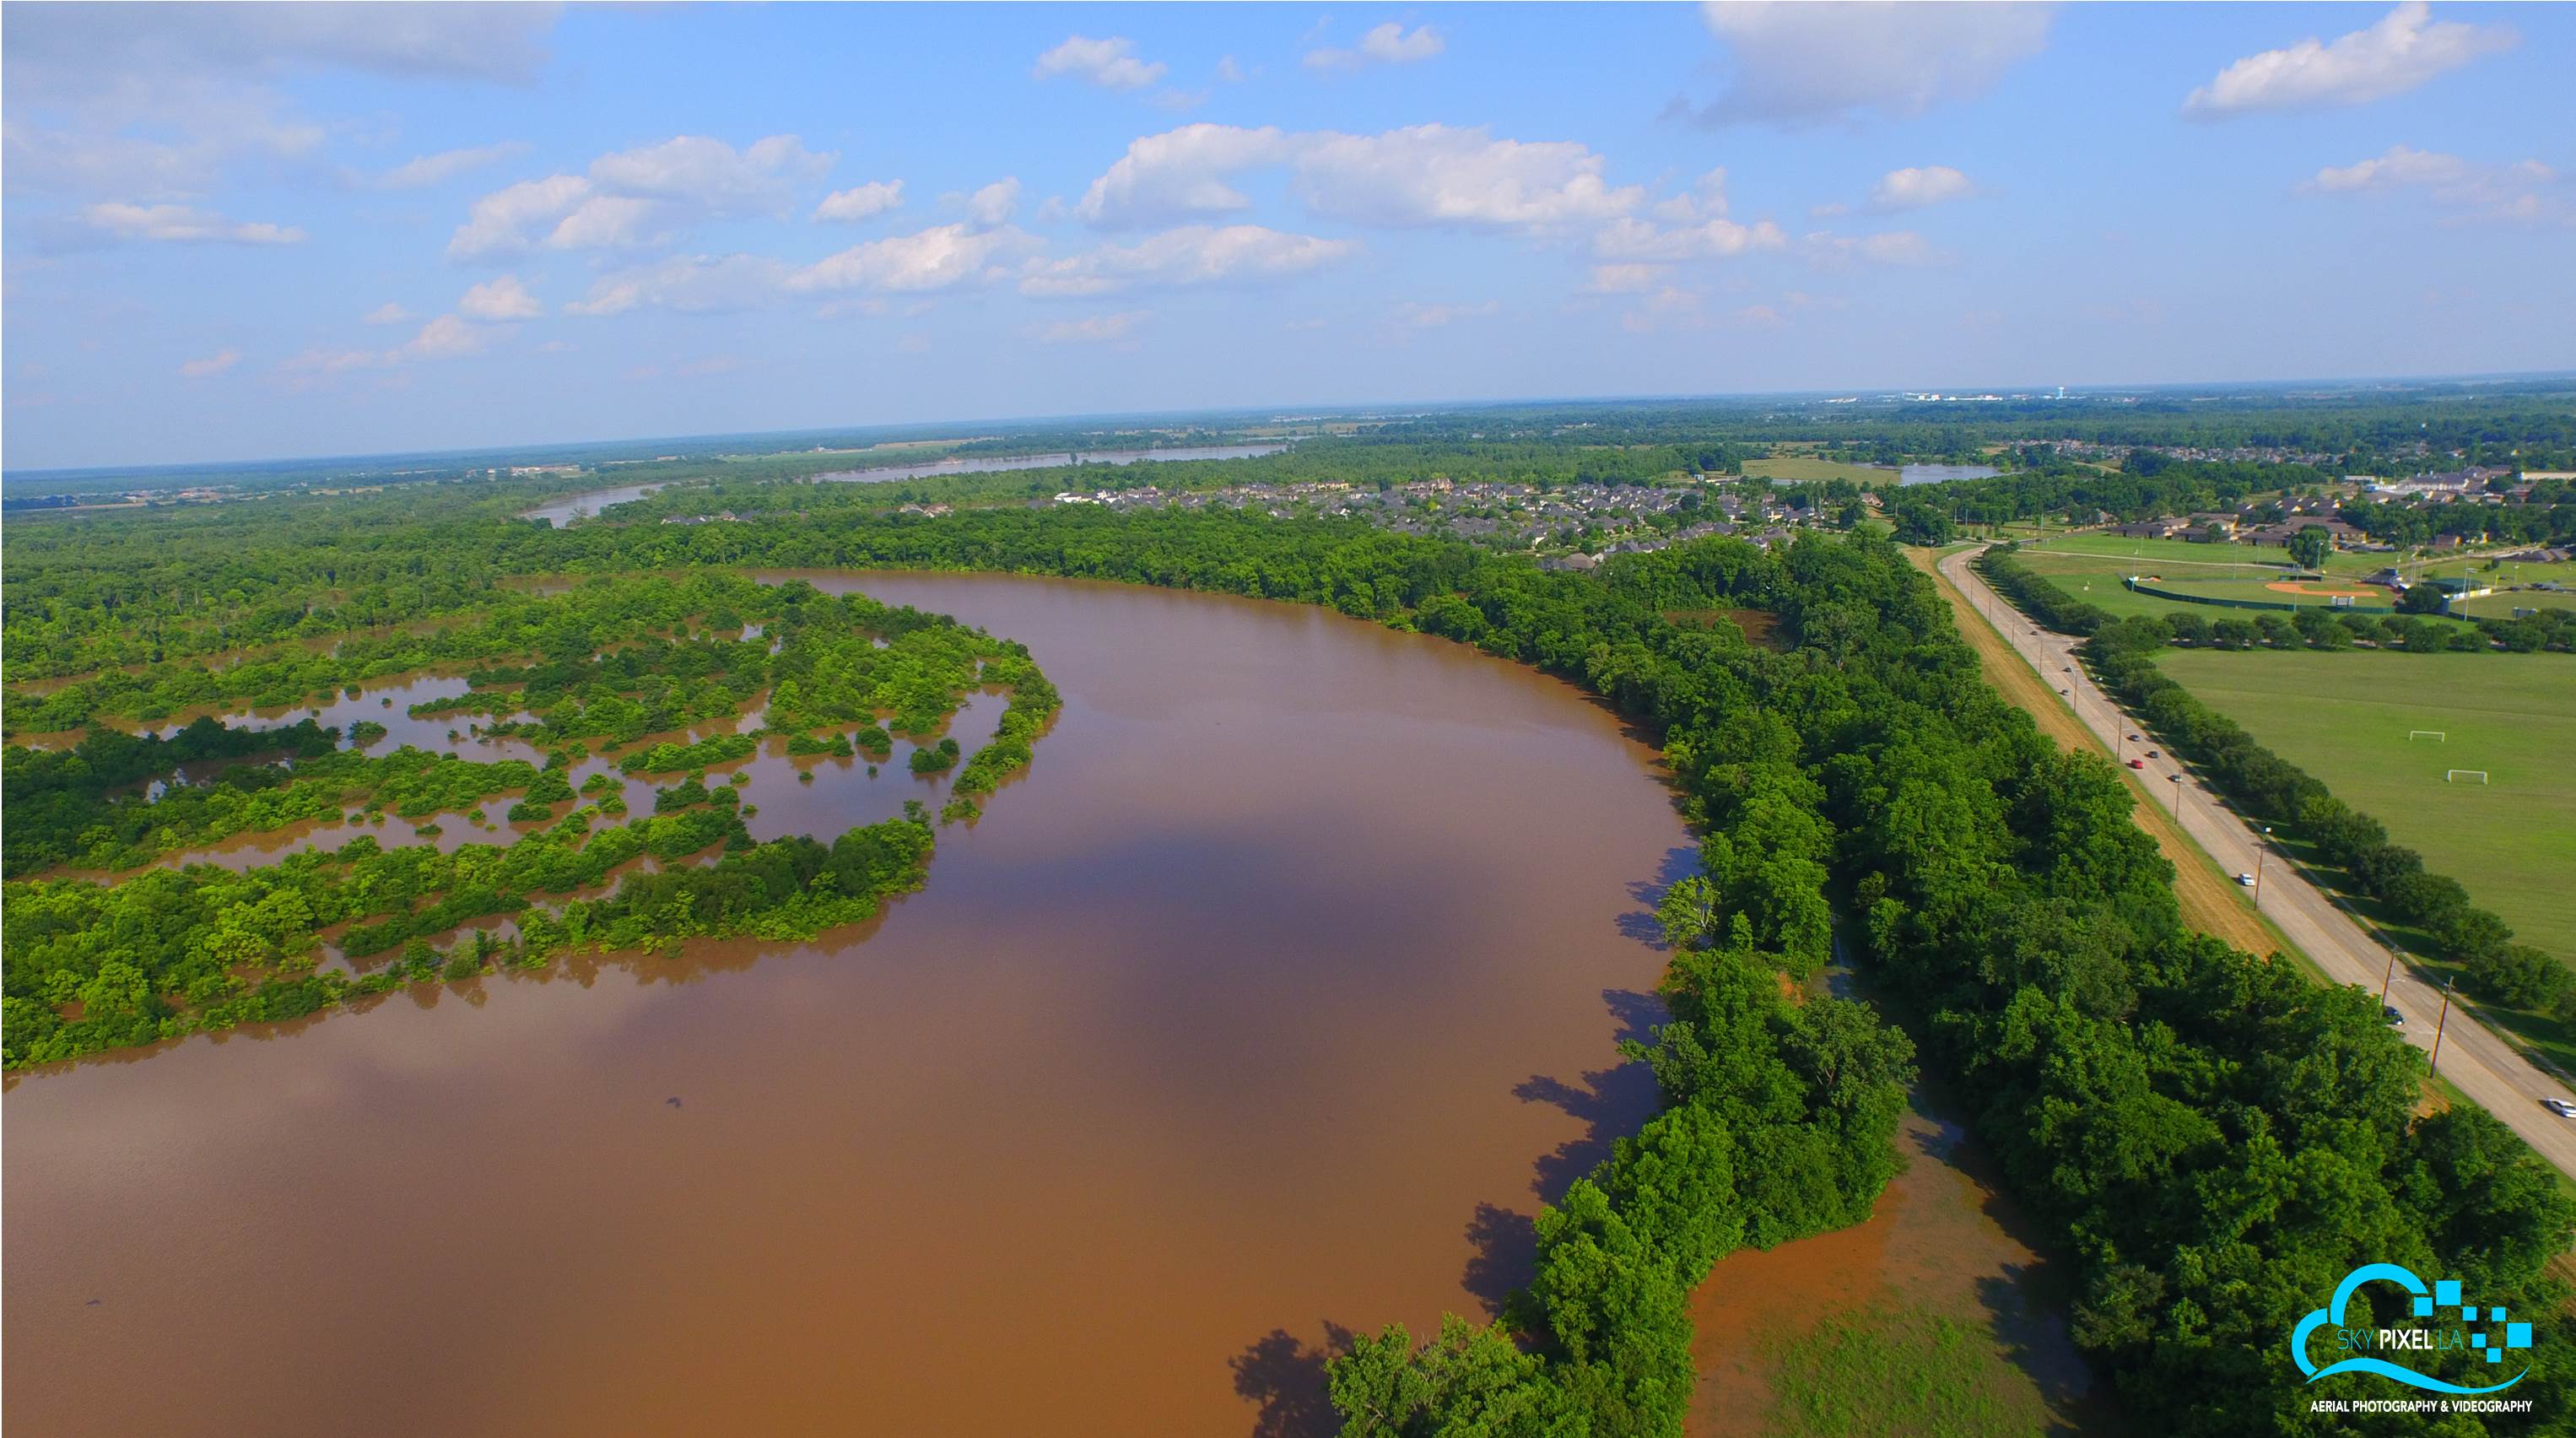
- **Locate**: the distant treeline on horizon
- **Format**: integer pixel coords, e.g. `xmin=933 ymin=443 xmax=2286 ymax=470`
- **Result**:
xmin=8 ymin=374 xmax=2574 ymax=501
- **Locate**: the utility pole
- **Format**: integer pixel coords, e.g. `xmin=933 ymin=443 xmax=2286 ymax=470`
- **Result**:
xmin=2430 ymin=978 xmax=2455 ymax=1073
xmin=2380 ymin=949 xmax=2399 ymax=1007
xmin=2254 ymin=826 xmax=2271 ymax=906
xmin=2169 ymin=772 xmax=2185 ymax=818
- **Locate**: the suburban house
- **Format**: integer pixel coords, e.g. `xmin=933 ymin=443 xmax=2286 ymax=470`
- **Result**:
xmin=2241 ymin=517 xmax=2364 ymax=548
xmin=2116 ymin=516 xmax=2192 ymax=539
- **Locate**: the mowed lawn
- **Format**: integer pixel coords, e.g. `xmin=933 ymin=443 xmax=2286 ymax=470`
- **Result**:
xmin=2157 ymin=649 xmax=2576 ymax=960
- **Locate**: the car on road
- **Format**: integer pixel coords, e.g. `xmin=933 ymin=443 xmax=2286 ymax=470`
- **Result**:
xmin=2127 ymin=733 xmax=2141 ymax=742
xmin=2128 ymin=759 xmax=2146 ymax=770
xmin=2546 ymin=1099 xmax=2576 ymax=1119
xmin=2237 ymin=873 xmax=2256 ymax=886
xmin=2145 ymin=750 xmax=2159 ymax=759
xmin=2384 ymin=1006 xmax=2405 ymax=1026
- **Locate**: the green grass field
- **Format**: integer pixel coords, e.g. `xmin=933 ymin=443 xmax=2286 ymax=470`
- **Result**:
xmin=2157 ymin=650 xmax=2576 ymax=962
xmin=2452 ymin=589 xmax=2576 ymax=619
xmin=2021 ymin=532 xmax=2298 ymax=570
xmin=1744 ymin=455 xmax=1899 ymax=485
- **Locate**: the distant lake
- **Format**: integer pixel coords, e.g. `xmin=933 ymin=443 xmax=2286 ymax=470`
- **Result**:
xmin=518 ymin=444 xmax=1291 ymax=527
xmin=1899 ymin=463 xmax=2003 ymax=486
xmin=813 ymin=443 xmax=1288 ymax=486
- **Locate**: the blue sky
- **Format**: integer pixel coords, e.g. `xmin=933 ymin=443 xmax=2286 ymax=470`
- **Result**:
xmin=4 ymin=2 xmax=2568 ymax=469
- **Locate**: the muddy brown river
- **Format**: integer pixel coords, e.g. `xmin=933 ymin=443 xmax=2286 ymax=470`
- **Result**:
xmin=3 ymin=572 xmax=1688 ymax=1437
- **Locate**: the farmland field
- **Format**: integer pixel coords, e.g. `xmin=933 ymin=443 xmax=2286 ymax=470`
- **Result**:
xmin=1743 ymin=454 xmax=1898 ymax=485
xmin=2156 ymin=649 xmax=2576 ymax=961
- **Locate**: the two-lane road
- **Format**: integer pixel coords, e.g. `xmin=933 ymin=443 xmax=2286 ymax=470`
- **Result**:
xmin=1938 ymin=544 xmax=2576 ymax=1179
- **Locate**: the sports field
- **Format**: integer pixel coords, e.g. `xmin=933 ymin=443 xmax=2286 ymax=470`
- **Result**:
xmin=2006 ymin=543 xmax=2364 ymax=623
xmin=2156 ymin=649 xmax=2576 ymax=961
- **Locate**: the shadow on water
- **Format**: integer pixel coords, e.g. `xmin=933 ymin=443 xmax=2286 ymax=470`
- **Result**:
xmin=1616 ymin=843 xmax=1700 ymax=949
xmin=1513 ymin=988 xmax=1666 ymax=1204
xmin=1925 ymin=1109 xmax=2102 ymax=1435
xmin=1231 ymin=1324 xmax=1355 ymax=1438
xmin=1461 ymin=1203 xmax=1537 ymax=1320
xmin=1452 ymin=988 xmax=1673 ymax=1316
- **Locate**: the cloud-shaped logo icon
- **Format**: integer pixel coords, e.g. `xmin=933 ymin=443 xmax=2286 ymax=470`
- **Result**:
xmin=2291 ymin=1262 xmax=2530 ymax=1395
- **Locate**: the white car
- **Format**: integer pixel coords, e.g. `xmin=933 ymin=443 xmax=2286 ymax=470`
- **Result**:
xmin=2545 ymin=1100 xmax=2576 ymax=1119
xmin=2236 ymin=873 xmax=2256 ymax=887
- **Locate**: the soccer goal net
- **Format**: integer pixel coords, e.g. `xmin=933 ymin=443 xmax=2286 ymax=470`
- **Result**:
xmin=2446 ymin=770 xmax=2489 ymax=784
xmin=2410 ymin=731 xmax=2447 ymax=741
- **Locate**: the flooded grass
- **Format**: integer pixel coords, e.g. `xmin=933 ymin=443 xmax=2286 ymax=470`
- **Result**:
xmin=1765 ymin=1302 xmax=2044 ymax=1438
xmin=1688 ymin=1094 xmax=2107 ymax=1437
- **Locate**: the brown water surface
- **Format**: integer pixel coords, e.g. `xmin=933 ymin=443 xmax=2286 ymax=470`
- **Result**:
xmin=4 ymin=572 xmax=1686 ymax=1437
xmin=1687 ymin=1086 xmax=2102 ymax=1435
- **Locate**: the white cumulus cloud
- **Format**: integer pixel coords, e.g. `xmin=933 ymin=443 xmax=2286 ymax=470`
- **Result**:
xmin=1306 ymin=23 xmax=1445 ymax=72
xmin=367 ymin=142 xmax=531 ymax=190
xmin=399 ymin=313 xmax=483 ymax=360
xmin=362 ymin=302 xmax=412 ymax=325
xmin=447 ymin=134 xmax=833 ymax=259
xmin=1685 ymin=3 xmax=2054 ymax=126
xmin=81 ymin=202 xmax=305 ymax=245
xmin=2303 ymin=144 xmax=2561 ymax=224
xmin=962 ymin=177 xmax=1021 ymax=226
xmin=1020 ymin=224 xmax=1358 ymax=297
xmin=1593 ymin=214 xmax=1786 ymax=262
xmin=815 ymin=180 xmax=904 ymax=222
xmin=459 ymin=273 xmax=541 ymax=321
xmin=2184 ymin=3 xmax=2517 ymax=118
xmin=1076 ymin=122 xmax=1643 ymax=235
xmin=564 ymin=253 xmax=793 ymax=317
xmin=1034 ymin=35 xmax=1168 ymax=90
xmin=788 ymin=224 xmax=1038 ymax=295
xmin=1076 ymin=123 xmax=1296 ymax=226
xmin=179 ymin=348 xmax=241 ymax=378
xmin=1871 ymin=165 xmax=1975 ymax=211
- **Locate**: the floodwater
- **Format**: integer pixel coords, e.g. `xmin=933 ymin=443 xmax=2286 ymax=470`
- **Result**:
xmin=1687 ymin=1078 xmax=2101 ymax=1435
xmin=4 ymin=571 xmax=1686 ymax=1437
xmin=1898 ymin=463 xmax=2004 ymax=486
xmin=53 ymin=669 xmax=1007 ymax=876
xmin=518 ymin=445 xmax=1288 ymax=527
